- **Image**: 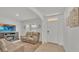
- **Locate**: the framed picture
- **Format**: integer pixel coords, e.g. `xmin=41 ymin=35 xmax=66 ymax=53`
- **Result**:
xmin=67 ymin=7 xmax=79 ymax=28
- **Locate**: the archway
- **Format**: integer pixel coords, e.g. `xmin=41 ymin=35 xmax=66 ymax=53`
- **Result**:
xmin=28 ymin=7 xmax=48 ymax=43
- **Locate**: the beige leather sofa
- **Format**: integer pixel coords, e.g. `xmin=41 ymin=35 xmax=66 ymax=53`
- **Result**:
xmin=0 ymin=32 xmax=41 ymax=52
xmin=0 ymin=38 xmax=41 ymax=52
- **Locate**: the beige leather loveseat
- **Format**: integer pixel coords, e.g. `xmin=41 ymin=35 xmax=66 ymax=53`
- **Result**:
xmin=21 ymin=32 xmax=40 ymax=44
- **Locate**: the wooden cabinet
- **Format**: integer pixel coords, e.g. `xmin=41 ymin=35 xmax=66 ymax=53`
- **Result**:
xmin=0 ymin=32 xmax=19 ymax=41
xmin=67 ymin=8 xmax=79 ymax=27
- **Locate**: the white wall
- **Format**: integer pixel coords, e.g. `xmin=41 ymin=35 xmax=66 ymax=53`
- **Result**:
xmin=47 ymin=14 xmax=64 ymax=45
xmin=0 ymin=18 xmax=22 ymax=37
xmin=67 ymin=27 xmax=79 ymax=52
xmin=64 ymin=8 xmax=79 ymax=52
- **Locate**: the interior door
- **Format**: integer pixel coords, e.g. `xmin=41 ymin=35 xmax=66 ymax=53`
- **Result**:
xmin=47 ymin=21 xmax=58 ymax=43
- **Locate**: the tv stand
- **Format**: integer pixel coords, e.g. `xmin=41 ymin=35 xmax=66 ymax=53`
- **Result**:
xmin=0 ymin=32 xmax=19 ymax=41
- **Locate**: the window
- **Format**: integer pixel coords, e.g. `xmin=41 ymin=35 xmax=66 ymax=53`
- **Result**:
xmin=25 ymin=24 xmax=38 ymax=32
xmin=31 ymin=24 xmax=37 ymax=28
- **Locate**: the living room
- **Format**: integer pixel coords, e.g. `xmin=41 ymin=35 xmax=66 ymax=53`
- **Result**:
xmin=0 ymin=7 xmax=65 ymax=52
xmin=0 ymin=7 xmax=79 ymax=52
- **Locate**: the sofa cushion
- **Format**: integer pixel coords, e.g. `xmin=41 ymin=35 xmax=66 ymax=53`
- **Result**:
xmin=26 ymin=32 xmax=32 ymax=37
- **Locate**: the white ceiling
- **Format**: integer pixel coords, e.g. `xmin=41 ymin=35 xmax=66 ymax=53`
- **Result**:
xmin=0 ymin=7 xmax=37 ymax=21
xmin=35 ymin=7 xmax=65 ymax=16
xmin=0 ymin=7 xmax=65 ymax=21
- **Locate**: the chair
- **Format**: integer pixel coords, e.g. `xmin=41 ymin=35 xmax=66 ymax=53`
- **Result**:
xmin=21 ymin=32 xmax=40 ymax=44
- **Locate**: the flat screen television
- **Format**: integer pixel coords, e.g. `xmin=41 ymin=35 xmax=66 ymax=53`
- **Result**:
xmin=0 ymin=24 xmax=16 ymax=32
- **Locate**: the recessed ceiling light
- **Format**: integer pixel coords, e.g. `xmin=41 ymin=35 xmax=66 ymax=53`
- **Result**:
xmin=16 ymin=13 xmax=19 ymax=16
